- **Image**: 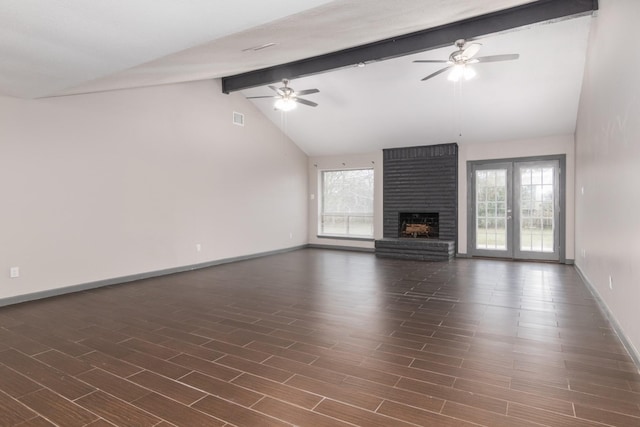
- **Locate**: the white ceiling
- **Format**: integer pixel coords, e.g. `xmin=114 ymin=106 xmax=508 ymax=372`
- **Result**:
xmin=0 ymin=0 xmax=593 ymax=156
xmin=0 ymin=0 xmax=334 ymax=98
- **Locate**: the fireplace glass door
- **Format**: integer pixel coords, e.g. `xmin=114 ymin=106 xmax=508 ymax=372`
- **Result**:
xmin=471 ymin=159 xmax=560 ymax=261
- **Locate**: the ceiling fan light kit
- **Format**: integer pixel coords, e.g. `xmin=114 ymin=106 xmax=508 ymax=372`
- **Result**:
xmin=274 ymin=97 xmax=297 ymax=111
xmin=448 ymin=64 xmax=476 ymax=82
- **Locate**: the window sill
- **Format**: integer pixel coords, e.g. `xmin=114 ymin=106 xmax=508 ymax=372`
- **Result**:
xmin=317 ymin=235 xmax=374 ymax=242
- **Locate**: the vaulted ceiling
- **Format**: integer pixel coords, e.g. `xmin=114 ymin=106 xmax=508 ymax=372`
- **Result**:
xmin=241 ymin=14 xmax=592 ymax=155
xmin=0 ymin=0 xmax=596 ymax=156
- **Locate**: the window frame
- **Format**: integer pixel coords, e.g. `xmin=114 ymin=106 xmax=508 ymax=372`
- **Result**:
xmin=317 ymin=167 xmax=375 ymax=240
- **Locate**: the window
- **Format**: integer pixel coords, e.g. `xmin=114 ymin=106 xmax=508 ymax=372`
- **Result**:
xmin=320 ymin=169 xmax=374 ymax=238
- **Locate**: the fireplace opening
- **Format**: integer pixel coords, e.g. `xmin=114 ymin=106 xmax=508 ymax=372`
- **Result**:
xmin=399 ymin=212 xmax=439 ymax=239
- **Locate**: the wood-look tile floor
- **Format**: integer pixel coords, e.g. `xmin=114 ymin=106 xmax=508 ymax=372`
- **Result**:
xmin=0 ymin=249 xmax=639 ymax=426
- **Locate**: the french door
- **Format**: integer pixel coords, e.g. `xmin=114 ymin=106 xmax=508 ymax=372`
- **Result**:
xmin=470 ymin=158 xmax=562 ymax=261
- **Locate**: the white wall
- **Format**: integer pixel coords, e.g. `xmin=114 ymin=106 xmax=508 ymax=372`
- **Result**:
xmin=0 ymin=79 xmax=308 ymax=300
xmin=457 ymin=135 xmax=575 ymax=259
xmin=307 ymin=151 xmax=383 ymax=249
xmin=575 ymin=0 xmax=640 ymax=358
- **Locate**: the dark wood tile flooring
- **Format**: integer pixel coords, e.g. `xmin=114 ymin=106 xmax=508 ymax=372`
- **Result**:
xmin=0 ymin=248 xmax=638 ymax=426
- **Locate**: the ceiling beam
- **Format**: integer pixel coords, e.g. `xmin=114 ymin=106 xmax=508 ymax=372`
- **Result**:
xmin=222 ymin=0 xmax=597 ymax=93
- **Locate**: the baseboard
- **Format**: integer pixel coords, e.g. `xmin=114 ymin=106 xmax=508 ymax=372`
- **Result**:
xmin=307 ymin=243 xmax=375 ymax=253
xmin=575 ymin=265 xmax=640 ymax=372
xmin=457 ymin=253 xmax=574 ymax=264
xmin=0 ymin=245 xmax=308 ymax=309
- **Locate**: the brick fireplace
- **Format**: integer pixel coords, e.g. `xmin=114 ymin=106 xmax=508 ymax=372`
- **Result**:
xmin=375 ymin=143 xmax=458 ymax=261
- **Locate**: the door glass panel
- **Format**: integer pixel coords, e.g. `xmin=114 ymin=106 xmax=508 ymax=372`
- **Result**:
xmin=475 ymin=169 xmax=507 ymax=250
xmin=519 ymin=166 xmax=554 ymax=252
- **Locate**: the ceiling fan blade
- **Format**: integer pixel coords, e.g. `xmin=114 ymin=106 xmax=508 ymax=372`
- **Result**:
xmin=462 ymin=43 xmax=482 ymax=59
xmin=268 ymin=85 xmax=285 ymax=96
xmin=475 ymin=54 xmax=519 ymax=63
xmin=295 ymin=88 xmax=319 ymax=96
xmin=421 ymin=66 xmax=452 ymax=81
xmin=413 ymin=59 xmax=449 ymax=63
xmin=295 ymin=98 xmax=318 ymax=107
xmin=246 ymin=95 xmax=278 ymax=99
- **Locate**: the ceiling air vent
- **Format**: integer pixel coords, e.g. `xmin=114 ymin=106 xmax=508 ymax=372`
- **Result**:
xmin=232 ymin=111 xmax=244 ymax=126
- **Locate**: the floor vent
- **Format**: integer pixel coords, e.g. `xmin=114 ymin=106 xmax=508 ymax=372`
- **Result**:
xmin=232 ymin=111 xmax=245 ymax=126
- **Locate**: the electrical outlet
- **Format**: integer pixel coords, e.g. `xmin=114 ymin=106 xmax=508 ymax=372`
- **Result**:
xmin=289 ymin=232 xmax=293 ymax=239
xmin=581 ymin=249 xmax=586 ymax=258
xmin=10 ymin=267 xmax=19 ymax=278
xmin=196 ymin=244 xmax=202 ymax=252
xmin=609 ymin=275 xmax=613 ymax=290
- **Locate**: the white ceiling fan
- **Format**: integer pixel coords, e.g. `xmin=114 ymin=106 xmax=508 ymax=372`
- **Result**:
xmin=246 ymin=79 xmax=319 ymax=111
xmin=414 ymin=39 xmax=519 ymax=82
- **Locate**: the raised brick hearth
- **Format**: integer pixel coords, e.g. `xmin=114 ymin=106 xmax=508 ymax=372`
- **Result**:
xmin=375 ymin=238 xmax=455 ymax=261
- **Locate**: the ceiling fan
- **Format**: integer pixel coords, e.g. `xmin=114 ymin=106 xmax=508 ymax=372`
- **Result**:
xmin=414 ymin=39 xmax=519 ymax=82
xmin=246 ymin=79 xmax=319 ymax=111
